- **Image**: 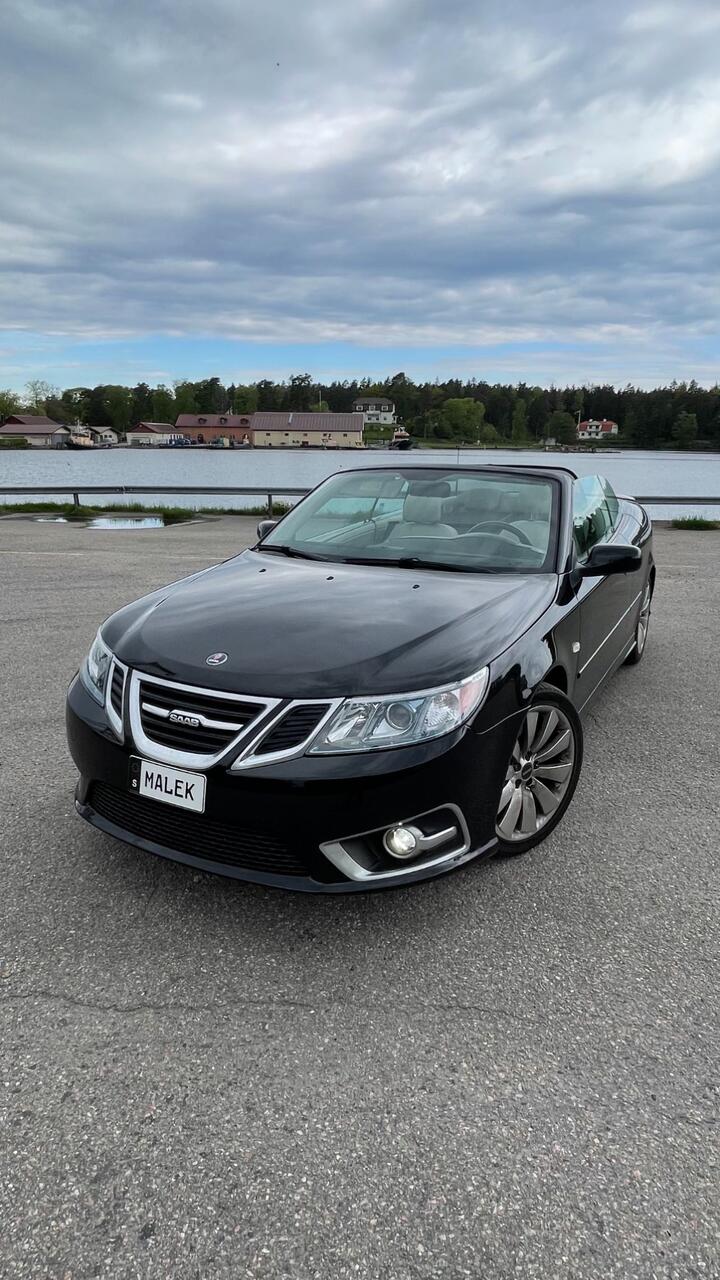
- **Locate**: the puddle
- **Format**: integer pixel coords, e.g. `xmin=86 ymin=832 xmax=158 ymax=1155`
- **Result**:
xmin=89 ymin=516 xmax=166 ymax=529
xmin=33 ymin=515 xmax=171 ymax=529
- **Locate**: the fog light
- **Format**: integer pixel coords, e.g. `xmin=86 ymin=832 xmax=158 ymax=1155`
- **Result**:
xmin=383 ymin=825 xmax=420 ymax=860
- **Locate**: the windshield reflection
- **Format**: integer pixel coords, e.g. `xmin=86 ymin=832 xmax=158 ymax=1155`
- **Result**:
xmin=260 ymin=467 xmax=560 ymax=573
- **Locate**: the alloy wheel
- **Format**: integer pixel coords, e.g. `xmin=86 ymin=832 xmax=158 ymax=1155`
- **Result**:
xmin=496 ymin=703 xmax=576 ymax=843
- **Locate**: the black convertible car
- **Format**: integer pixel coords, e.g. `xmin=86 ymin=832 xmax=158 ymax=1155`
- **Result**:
xmin=66 ymin=465 xmax=654 ymax=891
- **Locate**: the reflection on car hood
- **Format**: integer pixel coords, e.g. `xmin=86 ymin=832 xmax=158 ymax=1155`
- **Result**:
xmin=104 ymin=550 xmax=558 ymax=698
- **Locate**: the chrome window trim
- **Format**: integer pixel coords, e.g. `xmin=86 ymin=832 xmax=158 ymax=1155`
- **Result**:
xmin=129 ymin=670 xmax=280 ymax=770
xmin=230 ymin=698 xmax=343 ymax=770
xmin=578 ymin=589 xmax=642 ymax=676
xmin=319 ymin=803 xmax=472 ymax=883
xmin=105 ymin=657 xmax=127 ymax=742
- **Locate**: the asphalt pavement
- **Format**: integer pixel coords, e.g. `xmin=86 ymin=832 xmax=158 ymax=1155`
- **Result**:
xmin=1 ymin=514 xmax=718 ymax=1279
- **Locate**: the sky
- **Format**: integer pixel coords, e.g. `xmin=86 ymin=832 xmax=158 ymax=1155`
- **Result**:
xmin=1 ymin=0 xmax=719 ymax=392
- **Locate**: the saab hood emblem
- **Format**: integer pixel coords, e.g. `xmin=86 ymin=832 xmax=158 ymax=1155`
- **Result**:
xmin=206 ymin=652 xmax=228 ymax=666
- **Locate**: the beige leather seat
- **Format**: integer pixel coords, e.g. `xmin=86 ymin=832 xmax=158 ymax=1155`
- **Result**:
xmin=386 ymin=488 xmax=456 ymax=543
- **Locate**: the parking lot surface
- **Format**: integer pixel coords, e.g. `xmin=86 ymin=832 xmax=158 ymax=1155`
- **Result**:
xmin=1 ymin=516 xmax=718 ymax=1279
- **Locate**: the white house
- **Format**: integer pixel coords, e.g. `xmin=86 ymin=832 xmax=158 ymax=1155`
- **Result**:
xmin=0 ymin=415 xmax=71 ymax=448
xmin=68 ymin=425 xmax=118 ymax=447
xmin=352 ymin=396 xmax=396 ymax=426
xmin=125 ymin=422 xmax=177 ymax=446
xmin=86 ymin=426 xmax=118 ymax=446
xmin=577 ymin=418 xmax=619 ymax=441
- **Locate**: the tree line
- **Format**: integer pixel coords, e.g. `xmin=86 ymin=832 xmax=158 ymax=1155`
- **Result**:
xmin=2 ymin=373 xmax=719 ymax=449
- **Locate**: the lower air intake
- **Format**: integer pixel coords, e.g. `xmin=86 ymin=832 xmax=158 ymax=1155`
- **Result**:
xmin=88 ymin=781 xmax=307 ymax=875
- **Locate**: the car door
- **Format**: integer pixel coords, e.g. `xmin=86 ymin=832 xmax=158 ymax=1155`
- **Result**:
xmin=572 ymin=475 xmax=639 ymax=703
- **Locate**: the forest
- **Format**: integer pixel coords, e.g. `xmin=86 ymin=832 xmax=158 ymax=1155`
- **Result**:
xmin=2 ymin=373 xmax=719 ymax=449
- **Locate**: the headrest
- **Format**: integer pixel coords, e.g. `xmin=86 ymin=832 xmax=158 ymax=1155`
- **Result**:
xmin=403 ymin=493 xmax=445 ymax=524
xmin=498 ymin=490 xmax=526 ymax=517
xmin=459 ymin=487 xmax=500 ymax=512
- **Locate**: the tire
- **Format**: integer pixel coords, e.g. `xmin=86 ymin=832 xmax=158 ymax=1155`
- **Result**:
xmin=624 ymin=576 xmax=652 ymax=665
xmin=495 ymin=683 xmax=583 ymax=856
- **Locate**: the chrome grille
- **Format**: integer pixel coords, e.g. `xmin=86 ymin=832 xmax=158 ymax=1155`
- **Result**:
xmin=110 ymin=664 xmax=125 ymax=718
xmin=106 ymin=658 xmax=127 ymax=739
xmin=253 ymin=704 xmax=330 ymax=755
xmin=130 ymin=672 xmax=279 ymax=768
xmin=139 ymin=681 xmax=259 ymax=752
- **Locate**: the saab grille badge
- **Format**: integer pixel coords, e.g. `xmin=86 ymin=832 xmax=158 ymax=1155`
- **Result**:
xmin=169 ymin=710 xmax=201 ymax=727
xmin=206 ymin=652 xmax=228 ymax=666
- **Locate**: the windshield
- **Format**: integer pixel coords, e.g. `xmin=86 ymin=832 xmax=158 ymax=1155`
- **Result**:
xmin=259 ymin=468 xmax=560 ymax=573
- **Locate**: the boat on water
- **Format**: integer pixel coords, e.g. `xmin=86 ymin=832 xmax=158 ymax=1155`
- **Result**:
xmin=388 ymin=427 xmax=412 ymax=450
xmin=64 ymin=434 xmax=96 ymax=450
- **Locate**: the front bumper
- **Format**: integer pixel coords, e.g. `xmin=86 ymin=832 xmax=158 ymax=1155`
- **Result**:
xmin=66 ymin=675 xmax=515 ymax=892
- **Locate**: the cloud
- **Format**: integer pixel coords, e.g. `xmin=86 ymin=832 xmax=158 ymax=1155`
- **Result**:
xmin=0 ymin=0 xmax=718 ymax=384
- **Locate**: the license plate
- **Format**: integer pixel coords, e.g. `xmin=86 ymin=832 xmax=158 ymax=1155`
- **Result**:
xmin=129 ymin=756 xmax=206 ymax=814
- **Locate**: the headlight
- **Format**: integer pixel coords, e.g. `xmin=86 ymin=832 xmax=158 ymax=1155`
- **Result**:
xmin=80 ymin=630 xmax=113 ymax=705
xmin=308 ymin=667 xmax=489 ymax=754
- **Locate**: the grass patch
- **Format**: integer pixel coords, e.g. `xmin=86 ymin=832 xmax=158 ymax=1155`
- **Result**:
xmin=671 ymin=515 xmax=720 ymax=530
xmin=0 ymin=500 xmax=292 ymax=522
xmin=0 ymin=501 xmax=95 ymax=518
xmin=198 ymin=503 xmax=292 ymax=517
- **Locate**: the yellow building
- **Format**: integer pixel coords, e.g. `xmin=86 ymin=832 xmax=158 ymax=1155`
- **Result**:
xmin=251 ymin=411 xmax=365 ymax=448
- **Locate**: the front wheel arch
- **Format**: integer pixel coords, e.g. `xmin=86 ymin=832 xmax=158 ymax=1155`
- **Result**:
xmin=495 ymin=682 xmax=583 ymax=857
xmin=542 ymin=665 xmax=568 ymax=695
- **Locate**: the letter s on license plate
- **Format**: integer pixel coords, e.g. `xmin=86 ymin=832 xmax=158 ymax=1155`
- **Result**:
xmin=129 ymin=756 xmax=206 ymax=814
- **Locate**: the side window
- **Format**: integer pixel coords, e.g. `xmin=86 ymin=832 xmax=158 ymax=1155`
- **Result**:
xmin=601 ymin=477 xmax=619 ymax=528
xmin=572 ymin=476 xmax=612 ymax=561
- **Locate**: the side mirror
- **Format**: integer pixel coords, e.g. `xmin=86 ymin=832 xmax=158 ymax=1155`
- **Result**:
xmin=256 ymin=519 xmax=278 ymax=540
xmin=580 ymin=543 xmax=641 ymax=576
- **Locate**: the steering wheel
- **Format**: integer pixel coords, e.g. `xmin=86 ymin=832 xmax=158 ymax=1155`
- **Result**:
xmin=468 ymin=520 xmax=532 ymax=546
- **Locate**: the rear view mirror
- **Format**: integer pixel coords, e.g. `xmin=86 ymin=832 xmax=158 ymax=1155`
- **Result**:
xmin=581 ymin=543 xmax=641 ymax=576
xmin=256 ymin=519 xmax=278 ymax=540
xmin=339 ymin=474 xmax=406 ymax=498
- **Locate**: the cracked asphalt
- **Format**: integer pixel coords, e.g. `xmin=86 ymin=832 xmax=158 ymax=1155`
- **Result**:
xmin=1 ymin=515 xmax=718 ymax=1279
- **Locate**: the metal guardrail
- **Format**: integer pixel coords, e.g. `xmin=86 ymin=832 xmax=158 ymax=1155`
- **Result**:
xmin=0 ymin=484 xmax=310 ymax=517
xmin=0 ymin=484 xmax=719 ymax=517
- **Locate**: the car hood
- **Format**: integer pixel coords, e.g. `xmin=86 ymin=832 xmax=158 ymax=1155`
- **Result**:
xmin=104 ymin=550 xmax=558 ymax=698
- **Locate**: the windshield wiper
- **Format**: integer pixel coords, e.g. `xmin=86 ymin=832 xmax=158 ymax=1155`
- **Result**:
xmin=256 ymin=544 xmax=329 ymax=562
xmin=394 ymin=557 xmax=496 ymax=574
xmin=342 ymin=555 xmax=496 ymax=574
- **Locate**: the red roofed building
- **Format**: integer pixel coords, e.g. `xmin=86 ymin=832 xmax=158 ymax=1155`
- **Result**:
xmin=174 ymin=414 xmax=254 ymax=444
xmin=577 ymin=418 xmax=619 ymax=441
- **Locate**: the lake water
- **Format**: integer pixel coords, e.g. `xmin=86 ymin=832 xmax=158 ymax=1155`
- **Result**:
xmin=2 ymin=447 xmax=719 ymax=520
